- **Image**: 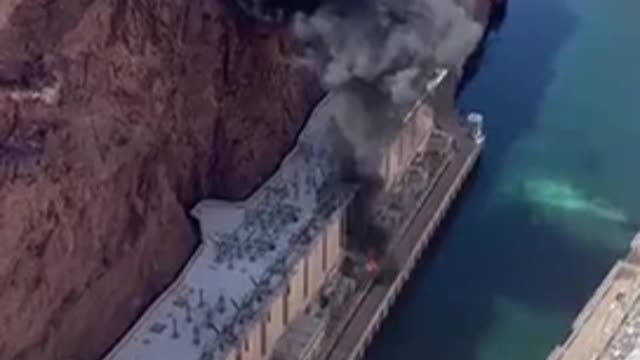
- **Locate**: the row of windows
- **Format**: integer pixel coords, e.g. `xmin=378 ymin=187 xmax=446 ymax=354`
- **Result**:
xmin=303 ymin=257 xmax=309 ymax=299
xmin=235 ymin=216 xmax=344 ymax=360
xmin=379 ymin=113 xmax=430 ymax=188
xmin=236 ymin=320 xmax=268 ymax=360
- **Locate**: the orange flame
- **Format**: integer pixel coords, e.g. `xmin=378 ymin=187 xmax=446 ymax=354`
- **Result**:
xmin=366 ymin=258 xmax=378 ymax=274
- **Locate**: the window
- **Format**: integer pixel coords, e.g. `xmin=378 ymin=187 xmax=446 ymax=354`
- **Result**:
xmin=397 ymin=133 xmax=404 ymax=168
xmin=236 ymin=349 xmax=242 ymax=360
xmin=380 ymin=154 xmax=388 ymax=179
xmin=338 ymin=213 xmax=345 ymax=247
xmin=303 ymin=257 xmax=309 ymax=298
xmin=409 ymin=114 xmax=417 ymax=149
xmin=244 ymin=338 xmax=250 ymax=352
xmin=403 ymin=124 xmax=412 ymax=165
xmin=283 ymin=291 xmax=289 ymax=325
xmin=260 ymin=320 xmax=267 ymax=355
xmin=322 ymin=231 xmax=327 ymax=272
xmin=346 ymin=202 xmax=356 ymax=237
xmin=267 ymin=310 xmax=271 ymax=323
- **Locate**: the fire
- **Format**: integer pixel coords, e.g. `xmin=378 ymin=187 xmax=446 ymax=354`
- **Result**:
xmin=366 ymin=258 xmax=378 ymax=274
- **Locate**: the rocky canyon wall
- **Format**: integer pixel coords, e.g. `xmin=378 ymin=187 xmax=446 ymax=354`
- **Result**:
xmin=0 ymin=1 xmax=318 ymax=359
xmin=0 ymin=0 xmax=502 ymax=359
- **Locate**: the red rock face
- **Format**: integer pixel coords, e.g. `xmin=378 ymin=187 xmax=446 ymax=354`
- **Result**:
xmin=0 ymin=1 xmax=319 ymax=359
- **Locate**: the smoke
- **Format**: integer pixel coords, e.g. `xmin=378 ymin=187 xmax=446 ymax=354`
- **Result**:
xmin=233 ymin=0 xmax=324 ymax=22
xmin=289 ymin=0 xmax=483 ymax=249
xmin=292 ymin=0 xmax=483 ymax=102
xmin=321 ymin=82 xmax=398 ymax=247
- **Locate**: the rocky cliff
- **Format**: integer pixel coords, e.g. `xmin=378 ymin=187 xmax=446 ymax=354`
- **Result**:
xmin=0 ymin=0 xmax=501 ymax=359
xmin=0 ymin=1 xmax=318 ymax=359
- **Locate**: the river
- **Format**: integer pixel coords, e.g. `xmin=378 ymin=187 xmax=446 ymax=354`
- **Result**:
xmin=366 ymin=0 xmax=640 ymax=359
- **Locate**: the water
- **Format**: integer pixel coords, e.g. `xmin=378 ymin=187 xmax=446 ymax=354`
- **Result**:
xmin=366 ymin=0 xmax=640 ymax=359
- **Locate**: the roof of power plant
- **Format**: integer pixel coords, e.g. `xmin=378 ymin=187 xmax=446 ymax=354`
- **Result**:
xmin=103 ymin=92 xmax=358 ymax=360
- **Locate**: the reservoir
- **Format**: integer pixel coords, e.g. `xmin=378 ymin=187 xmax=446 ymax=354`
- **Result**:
xmin=366 ymin=0 xmax=640 ymax=359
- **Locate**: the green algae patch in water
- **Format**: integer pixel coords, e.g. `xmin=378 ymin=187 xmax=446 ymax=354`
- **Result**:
xmin=491 ymin=175 xmax=633 ymax=253
xmin=518 ymin=178 xmax=628 ymax=224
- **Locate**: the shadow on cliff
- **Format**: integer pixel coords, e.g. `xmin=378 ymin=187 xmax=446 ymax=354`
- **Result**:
xmin=364 ymin=0 xmax=594 ymax=359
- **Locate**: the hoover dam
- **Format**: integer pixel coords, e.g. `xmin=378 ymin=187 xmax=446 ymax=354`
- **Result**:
xmin=103 ymin=68 xmax=484 ymax=360
xmin=2 ymin=0 xmax=639 ymax=359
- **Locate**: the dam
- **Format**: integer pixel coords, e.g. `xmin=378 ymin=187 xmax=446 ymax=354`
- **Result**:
xmin=102 ymin=68 xmax=482 ymax=360
xmin=548 ymin=232 xmax=640 ymax=360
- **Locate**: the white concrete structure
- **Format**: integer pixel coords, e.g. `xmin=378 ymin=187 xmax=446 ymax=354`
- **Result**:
xmin=104 ymin=88 xmax=436 ymax=360
xmin=377 ymin=104 xmax=435 ymax=190
xmin=104 ymin=92 xmax=356 ymax=360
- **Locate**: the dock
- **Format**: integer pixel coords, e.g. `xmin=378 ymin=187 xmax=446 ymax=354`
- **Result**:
xmin=322 ymin=75 xmax=483 ymax=360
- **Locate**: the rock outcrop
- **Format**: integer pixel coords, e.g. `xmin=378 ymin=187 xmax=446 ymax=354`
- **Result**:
xmin=0 ymin=1 xmax=318 ymax=359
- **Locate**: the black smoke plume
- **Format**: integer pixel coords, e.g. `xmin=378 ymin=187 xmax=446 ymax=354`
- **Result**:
xmin=288 ymin=0 xmax=482 ymax=250
xmin=291 ymin=0 xmax=481 ymax=250
xmin=291 ymin=0 xmax=482 ymax=94
xmin=234 ymin=0 xmax=483 ymax=250
xmin=231 ymin=0 xmax=324 ymax=22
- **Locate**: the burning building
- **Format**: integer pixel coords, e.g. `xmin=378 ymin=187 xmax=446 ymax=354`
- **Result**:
xmin=100 ymin=2 xmax=467 ymax=358
xmin=102 ymin=71 xmax=437 ymax=360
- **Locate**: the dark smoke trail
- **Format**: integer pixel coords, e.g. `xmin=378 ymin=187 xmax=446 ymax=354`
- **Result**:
xmin=288 ymin=0 xmax=482 ymax=250
xmin=291 ymin=0 xmax=482 ymax=168
xmin=292 ymin=0 xmax=483 ymax=102
xmin=231 ymin=0 xmax=324 ymax=22
xmin=288 ymin=0 xmax=480 ymax=249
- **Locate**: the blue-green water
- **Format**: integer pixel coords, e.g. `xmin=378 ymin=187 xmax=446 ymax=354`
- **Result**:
xmin=366 ymin=0 xmax=640 ymax=359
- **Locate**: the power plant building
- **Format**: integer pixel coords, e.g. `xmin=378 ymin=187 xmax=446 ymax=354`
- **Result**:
xmin=103 ymin=90 xmax=436 ymax=360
